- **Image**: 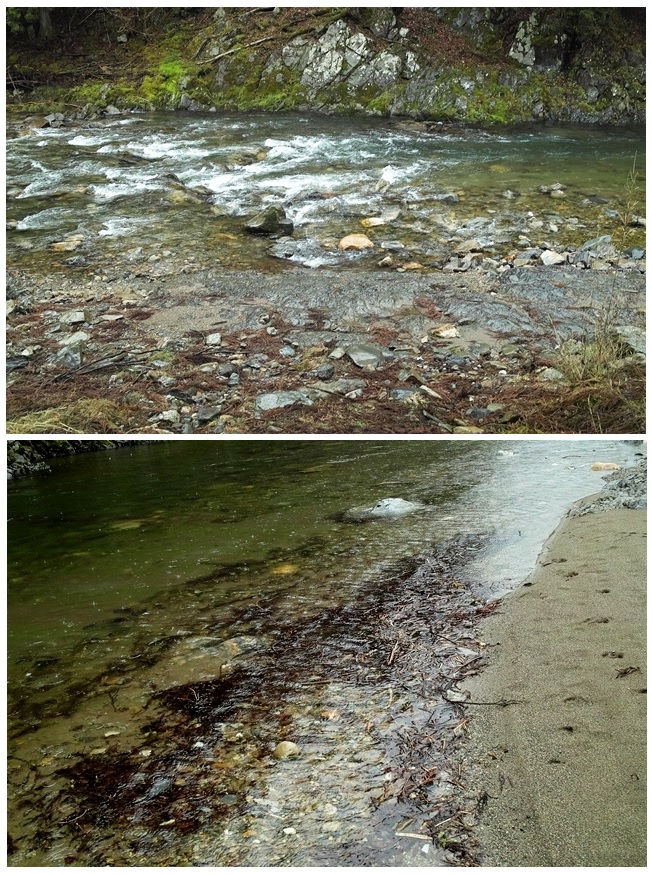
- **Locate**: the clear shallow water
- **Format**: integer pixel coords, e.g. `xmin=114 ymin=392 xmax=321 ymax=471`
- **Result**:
xmin=6 ymin=112 xmax=645 ymax=271
xmin=7 ymin=439 xmax=642 ymax=665
xmin=7 ymin=438 xmax=644 ymax=865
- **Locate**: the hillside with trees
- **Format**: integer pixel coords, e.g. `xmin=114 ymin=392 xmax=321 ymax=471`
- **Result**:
xmin=6 ymin=7 xmax=646 ymax=124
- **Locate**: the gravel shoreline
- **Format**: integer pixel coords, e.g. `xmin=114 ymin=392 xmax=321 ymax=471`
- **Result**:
xmin=6 ymin=261 xmax=646 ymax=434
xmin=461 ymin=455 xmax=647 ymax=866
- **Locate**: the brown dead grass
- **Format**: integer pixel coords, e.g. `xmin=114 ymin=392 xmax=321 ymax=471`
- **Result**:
xmin=6 ymin=399 xmax=135 ymax=434
xmin=499 ymin=366 xmax=646 ymax=434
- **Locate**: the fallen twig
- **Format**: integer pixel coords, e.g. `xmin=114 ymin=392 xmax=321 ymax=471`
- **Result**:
xmin=387 ymin=639 xmax=401 ymax=665
xmin=428 ymin=812 xmax=466 ymax=830
xmin=458 ymin=698 xmax=524 ymax=707
xmin=48 ymin=349 xmax=165 ymax=383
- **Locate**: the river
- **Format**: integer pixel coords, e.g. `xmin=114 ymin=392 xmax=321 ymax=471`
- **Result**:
xmin=7 ymin=438 xmax=643 ymax=866
xmin=6 ymin=112 xmax=645 ymax=273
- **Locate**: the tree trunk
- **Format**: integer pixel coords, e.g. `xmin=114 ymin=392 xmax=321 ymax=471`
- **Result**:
xmin=37 ymin=8 xmax=55 ymax=43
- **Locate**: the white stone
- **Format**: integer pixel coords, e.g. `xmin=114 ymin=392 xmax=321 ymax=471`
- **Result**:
xmin=58 ymin=331 xmax=90 ymax=345
xmin=159 ymin=410 xmax=181 ymax=423
xmin=540 ymin=250 xmax=567 ymax=266
xmin=60 ymin=309 xmax=89 ymax=325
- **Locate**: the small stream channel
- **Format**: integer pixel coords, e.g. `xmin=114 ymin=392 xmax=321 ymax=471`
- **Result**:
xmin=6 ymin=112 xmax=645 ymax=273
xmin=7 ymin=439 xmax=643 ymax=865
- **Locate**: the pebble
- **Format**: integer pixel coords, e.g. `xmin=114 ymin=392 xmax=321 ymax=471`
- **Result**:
xmin=538 ymin=367 xmax=565 ymax=381
xmin=60 ymin=309 xmax=89 ymax=325
xmin=338 ymin=234 xmax=374 ymax=251
xmin=360 ymin=217 xmax=385 ymax=228
xmin=540 ymin=250 xmax=567 ymax=266
xmin=273 ymin=741 xmax=301 ymax=759
xmin=57 ymin=331 xmax=89 ymax=346
xmin=311 ymin=363 xmax=335 ymax=381
xmin=55 ymin=344 xmax=84 ymax=368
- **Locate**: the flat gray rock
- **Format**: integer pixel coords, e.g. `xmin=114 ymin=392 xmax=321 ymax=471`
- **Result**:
xmin=255 ymin=390 xmax=314 ymax=410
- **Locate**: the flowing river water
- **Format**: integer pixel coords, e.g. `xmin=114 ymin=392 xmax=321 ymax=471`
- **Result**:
xmin=7 ymin=439 xmax=644 ymax=866
xmin=6 ymin=112 xmax=645 ymax=273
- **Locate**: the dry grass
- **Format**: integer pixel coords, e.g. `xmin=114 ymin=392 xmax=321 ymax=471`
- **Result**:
xmin=6 ymin=399 xmax=135 ymax=434
xmin=557 ymin=332 xmax=631 ymax=384
xmin=505 ymin=360 xmax=645 ymax=434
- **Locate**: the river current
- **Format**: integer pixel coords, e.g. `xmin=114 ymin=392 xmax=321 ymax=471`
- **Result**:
xmin=7 ymin=439 xmax=644 ymax=865
xmin=6 ymin=112 xmax=645 ymax=272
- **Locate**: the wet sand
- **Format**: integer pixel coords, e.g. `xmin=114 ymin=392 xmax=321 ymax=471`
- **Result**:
xmin=462 ymin=506 xmax=647 ymax=867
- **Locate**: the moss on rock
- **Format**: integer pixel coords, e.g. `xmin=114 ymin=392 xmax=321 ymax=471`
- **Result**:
xmin=6 ymin=8 xmax=645 ymax=124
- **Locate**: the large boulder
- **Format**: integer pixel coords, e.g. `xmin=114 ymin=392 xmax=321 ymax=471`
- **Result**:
xmin=244 ymin=206 xmax=293 ymax=236
xmin=334 ymin=497 xmax=423 ymax=523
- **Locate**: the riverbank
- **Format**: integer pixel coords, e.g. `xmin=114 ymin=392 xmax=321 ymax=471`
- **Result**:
xmin=6 ymin=439 xmax=150 ymax=478
xmin=6 ymin=261 xmax=646 ymax=435
xmin=7 ymin=8 xmax=645 ymax=126
xmin=461 ymin=460 xmax=647 ymax=866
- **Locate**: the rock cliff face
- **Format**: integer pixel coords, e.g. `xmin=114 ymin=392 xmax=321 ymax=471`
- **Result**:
xmin=178 ymin=8 xmax=646 ymax=124
xmin=7 ymin=8 xmax=645 ymax=125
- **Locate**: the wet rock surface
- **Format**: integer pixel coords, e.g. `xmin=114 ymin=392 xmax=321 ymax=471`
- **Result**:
xmin=569 ymin=456 xmax=647 ymax=515
xmin=335 ymin=497 xmax=425 ymax=523
xmin=6 ymin=259 xmax=645 ymax=434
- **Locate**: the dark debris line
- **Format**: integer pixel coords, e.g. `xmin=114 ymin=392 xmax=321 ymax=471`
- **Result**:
xmin=8 ymin=534 xmax=504 ymax=866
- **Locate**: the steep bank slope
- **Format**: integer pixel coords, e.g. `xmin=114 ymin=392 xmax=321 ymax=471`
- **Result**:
xmin=7 ymin=8 xmax=645 ymax=125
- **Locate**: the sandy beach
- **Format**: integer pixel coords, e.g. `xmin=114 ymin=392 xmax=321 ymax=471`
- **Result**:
xmin=462 ymin=504 xmax=647 ymax=867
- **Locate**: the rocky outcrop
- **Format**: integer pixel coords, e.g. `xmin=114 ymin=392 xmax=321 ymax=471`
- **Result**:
xmin=7 ymin=8 xmax=645 ymax=126
xmin=197 ymin=8 xmax=645 ymax=124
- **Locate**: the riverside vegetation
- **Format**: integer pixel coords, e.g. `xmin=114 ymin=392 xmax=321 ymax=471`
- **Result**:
xmin=6 ymin=8 xmax=646 ymax=434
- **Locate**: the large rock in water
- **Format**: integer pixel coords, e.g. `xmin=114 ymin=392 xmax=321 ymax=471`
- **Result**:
xmin=336 ymin=497 xmax=423 ymax=523
xmin=244 ymin=206 xmax=293 ymax=236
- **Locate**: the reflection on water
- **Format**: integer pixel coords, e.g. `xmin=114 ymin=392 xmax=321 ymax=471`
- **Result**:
xmin=7 ymin=439 xmax=644 ymax=865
